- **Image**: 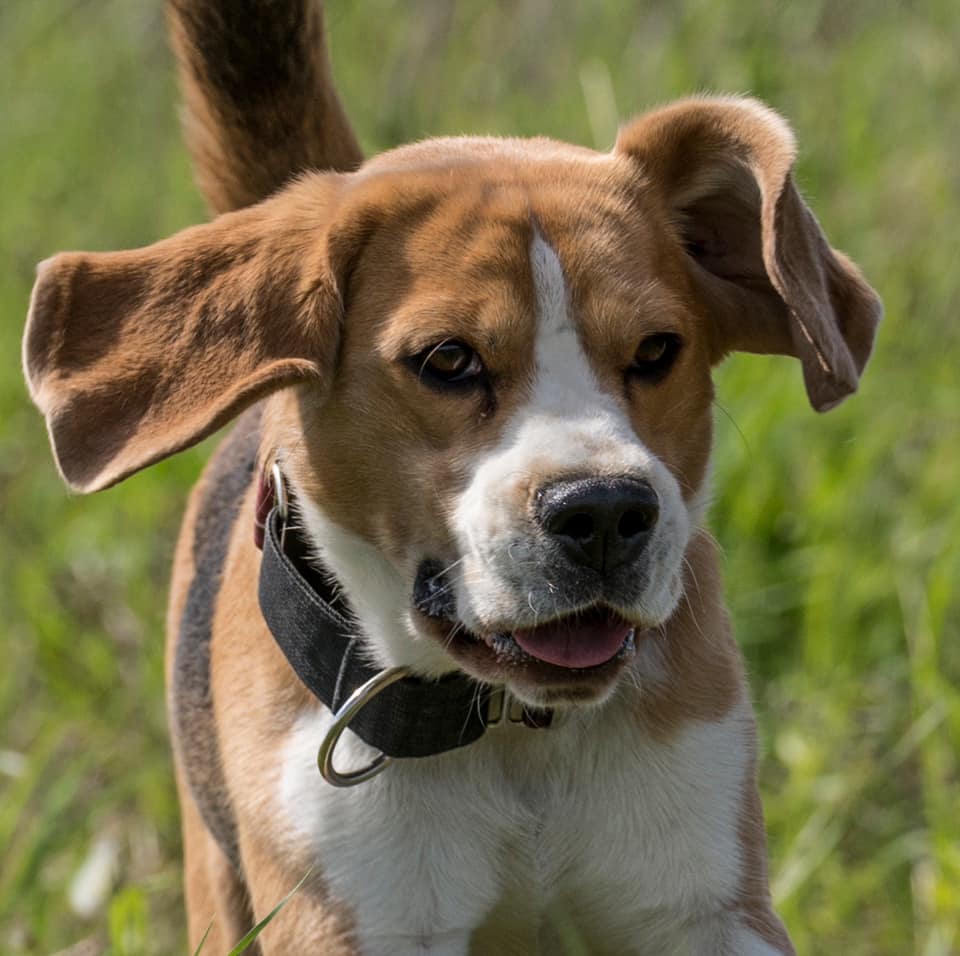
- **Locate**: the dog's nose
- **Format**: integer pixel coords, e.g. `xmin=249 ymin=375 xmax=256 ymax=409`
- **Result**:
xmin=536 ymin=477 xmax=659 ymax=574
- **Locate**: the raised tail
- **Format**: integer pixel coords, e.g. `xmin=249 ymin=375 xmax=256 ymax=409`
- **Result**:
xmin=167 ymin=0 xmax=363 ymax=213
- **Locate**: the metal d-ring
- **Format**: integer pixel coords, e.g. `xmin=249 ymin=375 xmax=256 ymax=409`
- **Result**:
xmin=317 ymin=666 xmax=412 ymax=787
xmin=270 ymin=461 xmax=290 ymax=550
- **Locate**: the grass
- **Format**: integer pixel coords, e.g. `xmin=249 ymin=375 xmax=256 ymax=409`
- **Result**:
xmin=1 ymin=1 xmax=958 ymax=953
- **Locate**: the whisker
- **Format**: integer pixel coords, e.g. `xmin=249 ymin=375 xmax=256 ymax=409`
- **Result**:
xmin=442 ymin=620 xmax=466 ymax=651
xmin=678 ymin=564 xmax=709 ymax=644
xmin=712 ymin=398 xmax=750 ymax=455
xmin=434 ymin=555 xmax=466 ymax=578
xmin=682 ymin=554 xmax=703 ymax=601
xmin=459 ymin=681 xmax=486 ymax=743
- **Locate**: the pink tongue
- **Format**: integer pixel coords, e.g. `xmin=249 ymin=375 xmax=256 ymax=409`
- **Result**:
xmin=512 ymin=612 xmax=632 ymax=669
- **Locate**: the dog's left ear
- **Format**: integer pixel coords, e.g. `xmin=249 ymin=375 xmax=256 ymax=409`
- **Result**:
xmin=23 ymin=177 xmax=348 ymax=493
xmin=616 ymin=96 xmax=882 ymax=411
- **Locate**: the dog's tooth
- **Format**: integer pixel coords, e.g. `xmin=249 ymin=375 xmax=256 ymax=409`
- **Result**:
xmin=490 ymin=633 xmax=524 ymax=662
xmin=617 ymin=630 xmax=637 ymax=660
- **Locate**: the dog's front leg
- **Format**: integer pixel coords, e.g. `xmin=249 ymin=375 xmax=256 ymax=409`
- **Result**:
xmin=250 ymin=908 xmax=472 ymax=956
xmin=240 ymin=852 xmax=476 ymax=956
xmin=231 ymin=844 xmax=358 ymax=954
xmin=678 ymin=908 xmax=796 ymax=955
xmin=354 ymin=931 xmax=474 ymax=956
xmin=235 ymin=717 xmax=507 ymax=955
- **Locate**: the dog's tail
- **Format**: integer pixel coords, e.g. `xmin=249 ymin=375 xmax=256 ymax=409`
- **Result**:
xmin=166 ymin=0 xmax=363 ymax=213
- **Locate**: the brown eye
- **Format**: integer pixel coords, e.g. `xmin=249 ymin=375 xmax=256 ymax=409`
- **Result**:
xmin=629 ymin=333 xmax=681 ymax=382
xmin=415 ymin=340 xmax=485 ymax=387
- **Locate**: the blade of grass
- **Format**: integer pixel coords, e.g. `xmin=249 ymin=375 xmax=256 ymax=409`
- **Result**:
xmin=190 ymin=919 xmax=213 ymax=956
xmin=225 ymin=868 xmax=313 ymax=956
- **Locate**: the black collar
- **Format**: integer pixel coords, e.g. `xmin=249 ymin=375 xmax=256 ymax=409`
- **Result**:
xmin=257 ymin=501 xmax=551 ymax=769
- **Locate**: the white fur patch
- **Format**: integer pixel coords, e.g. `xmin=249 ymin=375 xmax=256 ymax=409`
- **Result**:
xmin=451 ymin=235 xmax=691 ymax=643
xmin=276 ymin=691 xmax=763 ymax=953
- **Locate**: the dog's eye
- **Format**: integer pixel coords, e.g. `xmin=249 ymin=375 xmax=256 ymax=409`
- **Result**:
xmin=416 ymin=340 xmax=484 ymax=386
xmin=629 ymin=333 xmax=682 ymax=382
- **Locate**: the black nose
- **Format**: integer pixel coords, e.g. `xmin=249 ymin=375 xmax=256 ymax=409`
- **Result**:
xmin=536 ymin=477 xmax=659 ymax=574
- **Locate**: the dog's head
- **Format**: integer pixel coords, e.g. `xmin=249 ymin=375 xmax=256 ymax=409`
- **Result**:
xmin=24 ymin=97 xmax=880 ymax=708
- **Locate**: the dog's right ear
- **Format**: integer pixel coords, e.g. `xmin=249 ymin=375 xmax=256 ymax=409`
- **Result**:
xmin=24 ymin=175 xmax=347 ymax=493
xmin=617 ymin=96 xmax=882 ymax=412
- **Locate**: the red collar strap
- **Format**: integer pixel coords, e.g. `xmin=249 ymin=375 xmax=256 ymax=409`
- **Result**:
xmin=253 ymin=469 xmax=275 ymax=551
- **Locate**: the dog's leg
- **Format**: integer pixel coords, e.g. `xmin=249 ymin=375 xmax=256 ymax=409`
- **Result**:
xmin=231 ymin=842 xmax=358 ymax=954
xmin=178 ymin=772 xmax=259 ymax=955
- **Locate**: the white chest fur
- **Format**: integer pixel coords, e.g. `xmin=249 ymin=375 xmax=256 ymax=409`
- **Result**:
xmin=277 ymin=692 xmax=755 ymax=955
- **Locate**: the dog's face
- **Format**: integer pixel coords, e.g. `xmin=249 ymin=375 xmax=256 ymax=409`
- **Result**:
xmin=279 ymin=142 xmax=713 ymax=706
xmin=24 ymin=98 xmax=881 ymax=708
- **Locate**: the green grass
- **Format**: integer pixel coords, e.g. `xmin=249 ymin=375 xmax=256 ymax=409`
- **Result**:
xmin=1 ymin=1 xmax=957 ymax=953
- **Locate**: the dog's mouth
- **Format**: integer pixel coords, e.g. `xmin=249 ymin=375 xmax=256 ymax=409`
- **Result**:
xmin=500 ymin=608 xmax=635 ymax=669
xmin=412 ymin=560 xmax=638 ymax=698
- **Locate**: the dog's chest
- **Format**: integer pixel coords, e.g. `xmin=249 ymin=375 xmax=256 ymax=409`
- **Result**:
xmin=274 ymin=695 xmax=751 ymax=953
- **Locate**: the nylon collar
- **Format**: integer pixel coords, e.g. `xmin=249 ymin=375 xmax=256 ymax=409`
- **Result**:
xmin=255 ymin=471 xmax=551 ymax=780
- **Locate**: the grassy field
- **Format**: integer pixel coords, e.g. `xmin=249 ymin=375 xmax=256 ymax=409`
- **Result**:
xmin=1 ymin=1 xmax=958 ymax=953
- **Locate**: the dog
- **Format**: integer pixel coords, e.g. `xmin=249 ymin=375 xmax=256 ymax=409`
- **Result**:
xmin=23 ymin=2 xmax=881 ymax=952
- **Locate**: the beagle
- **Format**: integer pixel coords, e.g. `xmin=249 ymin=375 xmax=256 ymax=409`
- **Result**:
xmin=23 ymin=1 xmax=881 ymax=953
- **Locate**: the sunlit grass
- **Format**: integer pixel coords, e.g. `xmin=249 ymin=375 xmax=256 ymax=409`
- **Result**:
xmin=1 ymin=1 xmax=957 ymax=953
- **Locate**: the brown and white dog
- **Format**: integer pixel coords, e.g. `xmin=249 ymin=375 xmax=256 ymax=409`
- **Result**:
xmin=23 ymin=2 xmax=881 ymax=953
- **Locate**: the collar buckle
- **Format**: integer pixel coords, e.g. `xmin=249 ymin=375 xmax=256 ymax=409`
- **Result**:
xmin=317 ymin=666 xmax=412 ymax=787
xmin=484 ymin=686 xmax=555 ymax=729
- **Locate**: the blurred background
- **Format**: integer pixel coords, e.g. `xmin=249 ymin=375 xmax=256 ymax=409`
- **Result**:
xmin=1 ymin=1 xmax=957 ymax=953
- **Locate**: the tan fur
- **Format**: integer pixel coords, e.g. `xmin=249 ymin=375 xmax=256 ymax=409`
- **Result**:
xmin=632 ymin=531 xmax=743 ymax=738
xmin=167 ymin=0 xmax=362 ymax=213
xmin=166 ymin=438 xmax=261 ymax=951
xmin=178 ymin=790 xmax=255 ymax=953
xmin=23 ymin=6 xmax=882 ymax=952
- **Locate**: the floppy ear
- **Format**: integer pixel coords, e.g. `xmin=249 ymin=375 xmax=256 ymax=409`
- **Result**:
xmin=616 ymin=96 xmax=882 ymax=411
xmin=23 ymin=175 xmax=346 ymax=493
